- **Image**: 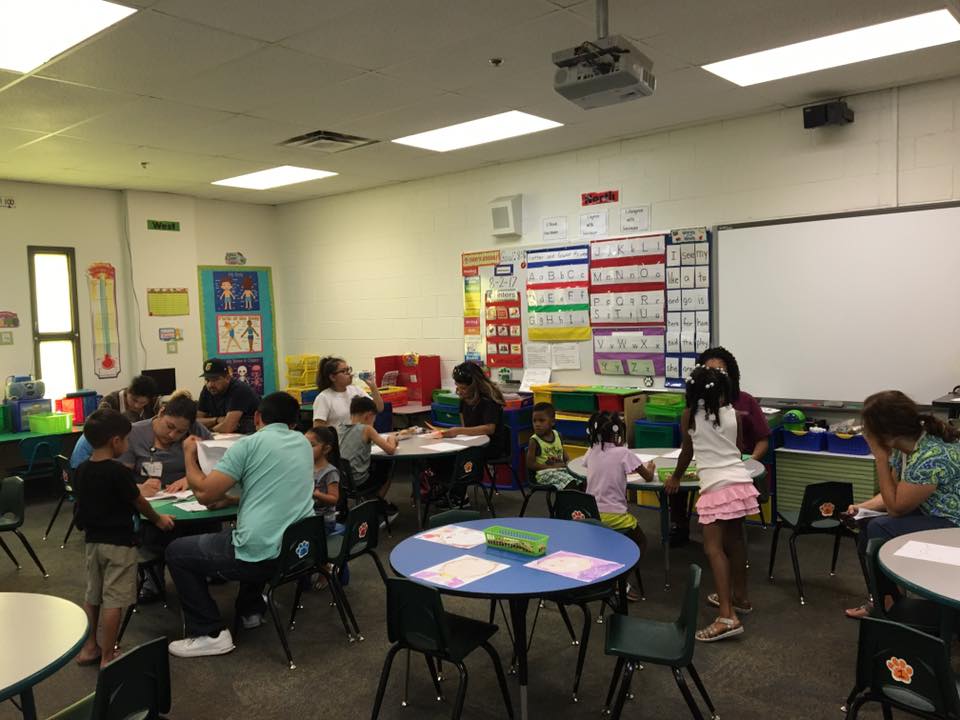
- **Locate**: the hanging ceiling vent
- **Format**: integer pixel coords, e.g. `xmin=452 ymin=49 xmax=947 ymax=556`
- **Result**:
xmin=278 ymin=130 xmax=379 ymax=153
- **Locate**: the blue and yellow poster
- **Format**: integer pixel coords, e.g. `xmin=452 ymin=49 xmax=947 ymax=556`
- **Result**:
xmin=198 ymin=266 xmax=277 ymax=396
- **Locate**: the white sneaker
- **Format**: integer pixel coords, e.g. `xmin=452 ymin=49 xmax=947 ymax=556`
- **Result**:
xmin=241 ymin=613 xmax=264 ymax=629
xmin=168 ymin=630 xmax=235 ymax=658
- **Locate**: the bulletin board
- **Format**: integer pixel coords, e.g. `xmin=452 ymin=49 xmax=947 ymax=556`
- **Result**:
xmin=197 ymin=266 xmax=278 ymax=397
xmin=461 ymin=249 xmax=525 ymax=372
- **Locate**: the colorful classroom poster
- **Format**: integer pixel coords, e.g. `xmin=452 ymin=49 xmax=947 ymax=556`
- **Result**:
xmin=592 ymin=327 xmax=664 ymax=378
xmin=525 ymin=244 xmax=591 ymax=341
xmin=664 ymin=227 xmax=711 ymax=387
xmin=147 ymin=288 xmax=189 ymax=316
xmin=86 ymin=262 xmax=121 ymax=379
xmin=198 ymin=266 xmax=278 ymax=396
xmin=484 ymin=289 xmax=523 ymax=367
xmin=589 ymin=234 xmax=666 ymax=327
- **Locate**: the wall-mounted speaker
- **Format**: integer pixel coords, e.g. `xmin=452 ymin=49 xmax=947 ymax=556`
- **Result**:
xmin=490 ymin=194 xmax=522 ymax=237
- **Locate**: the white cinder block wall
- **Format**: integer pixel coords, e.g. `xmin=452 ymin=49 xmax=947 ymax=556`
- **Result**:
xmin=275 ymin=76 xmax=960 ymax=382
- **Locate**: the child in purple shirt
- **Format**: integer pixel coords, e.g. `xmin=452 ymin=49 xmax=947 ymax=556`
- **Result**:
xmin=584 ymin=411 xmax=655 ymax=600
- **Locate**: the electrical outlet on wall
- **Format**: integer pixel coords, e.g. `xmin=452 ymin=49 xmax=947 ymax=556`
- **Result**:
xmin=0 ymin=331 xmax=13 ymax=345
xmin=166 ymin=341 xmax=178 ymax=354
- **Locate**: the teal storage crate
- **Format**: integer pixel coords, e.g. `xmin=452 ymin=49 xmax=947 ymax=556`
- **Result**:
xmin=632 ymin=420 xmax=679 ymax=448
xmin=552 ymin=391 xmax=597 ymax=414
xmin=431 ymin=403 xmax=460 ymax=425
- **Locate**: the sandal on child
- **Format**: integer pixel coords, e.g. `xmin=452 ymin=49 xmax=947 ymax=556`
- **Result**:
xmin=706 ymin=592 xmax=753 ymax=614
xmin=844 ymin=603 xmax=873 ymax=620
xmin=696 ymin=617 xmax=743 ymax=643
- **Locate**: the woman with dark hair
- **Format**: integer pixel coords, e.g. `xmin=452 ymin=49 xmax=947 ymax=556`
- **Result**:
xmin=434 ymin=362 xmax=509 ymax=458
xmin=670 ymin=346 xmax=771 ymax=543
xmin=844 ymin=390 xmax=960 ymax=618
xmin=99 ymin=374 xmax=160 ymax=422
xmin=312 ymin=356 xmax=384 ymax=428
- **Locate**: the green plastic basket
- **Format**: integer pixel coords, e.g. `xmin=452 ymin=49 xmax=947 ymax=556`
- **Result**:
xmin=657 ymin=466 xmax=697 ymax=483
xmin=483 ymin=525 xmax=548 ymax=557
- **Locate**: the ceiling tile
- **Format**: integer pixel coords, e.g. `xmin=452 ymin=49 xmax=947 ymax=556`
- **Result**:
xmin=151 ymin=0 xmax=367 ymax=41
xmin=0 ymin=128 xmax=47 ymax=153
xmin=0 ymin=78 xmax=137 ymax=134
xmin=39 ymin=10 xmax=264 ymax=95
xmin=283 ymin=0 xmax=558 ymax=70
xmin=154 ymin=46 xmax=365 ymax=114
xmin=346 ymin=93 xmax=513 ymax=140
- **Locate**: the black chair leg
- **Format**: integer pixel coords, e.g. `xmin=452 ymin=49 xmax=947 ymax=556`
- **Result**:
xmin=367 ymin=550 xmax=390 ymax=585
xmin=488 ymin=598 xmax=497 ymax=624
xmin=686 ymin=663 xmax=717 ymax=719
xmin=787 ymin=532 xmax=805 ymax=605
xmin=880 ymin=702 xmax=893 ymax=720
xmin=289 ymin=580 xmax=305 ymax=630
xmin=610 ymin=661 xmax=636 ymax=720
xmin=556 ymin=602 xmax=577 ymax=644
xmin=518 ymin=487 xmax=532 ymax=517
xmin=0 ymin=535 xmax=20 ymax=569
xmin=767 ymin=521 xmax=781 ymax=580
xmin=324 ymin=571 xmax=353 ymax=642
xmin=844 ymin=695 xmax=867 ymax=720
xmin=830 ymin=529 xmax=842 ymax=576
xmin=43 ymin=493 xmax=66 ymax=540
xmin=481 ymin=641 xmax=514 ymax=719
xmin=633 ymin=566 xmax=645 ymax=600
xmin=14 ymin=530 xmax=47 ymax=577
xmin=604 ymin=657 xmax=626 ymax=711
xmin=672 ymin=667 xmax=706 ymax=720
xmin=451 ymin=662 xmax=469 ymax=720
xmin=61 ymin=519 xmax=75 ymax=549
xmin=116 ymin=604 xmax=136 ymax=646
xmin=571 ymin=603 xmax=591 ymax=702
xmin=371 ymin=644 xmax=400 ymax=719
xmin=335 ymin=574 xmax=363 ymax=641
xmin=266 ymin=590 xmax=295 ymax=669
xmin=424 ymin=655 xmax=444 ymax=700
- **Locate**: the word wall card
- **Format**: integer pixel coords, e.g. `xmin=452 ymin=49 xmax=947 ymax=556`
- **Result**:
xmin=525 ymin=245 xmax=592 ymax=341
xmin=589 ymin=234 xmax=667 ymax=379
xmin=664 ymin=227 xmax=712 ymax=387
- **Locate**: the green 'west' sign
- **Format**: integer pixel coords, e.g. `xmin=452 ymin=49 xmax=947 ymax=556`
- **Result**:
xmin=147 ymin=219 xmax=181 ymax=231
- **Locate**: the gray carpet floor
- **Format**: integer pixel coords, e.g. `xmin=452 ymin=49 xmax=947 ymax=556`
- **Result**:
xmin=2 ymin=476 xmax=902 ymax=720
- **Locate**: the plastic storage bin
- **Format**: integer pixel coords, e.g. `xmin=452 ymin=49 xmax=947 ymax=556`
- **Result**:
xmin=826 ymin=432 xmax=870 ymax=455
xmin=632 ymin=420 xmax=680 ymax=448
xmin=647 ymin=392 xmax=685 ymax=408
xmin=284 ymin=387 xmax=319 ymax=404
xmin=28 ymin=412 xmax=73 ymax=434
xmin=530 ymin=384 xmax=553 ymax=406
xmin=552 ymin=389 xmax=596 ymax=414
xmin=10 ymin=398 xmax=52 ymax=432
xmin=591 ymin=387 xmax=643 ymax=413
xmin=431 ymin=404 xmax=460 ymax=425
xmin=644 ymin=404 xmax=685 ymax=423
xmin=56 ymin=397 xmax=86 ymax=426
xmin=0 ymin=404 xmax=10 ymax=433
xmin=555 ymin=412 xmax=590 ymax=442
xmin=378 ymin=386 xmax=408 ymax=407
xmin=432 ymin=389 xmax=460 ymax=408
xmin=782 ymin=430 xmax=828 ymax=452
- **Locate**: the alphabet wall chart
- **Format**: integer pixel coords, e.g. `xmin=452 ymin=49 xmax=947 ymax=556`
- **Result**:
xmin=461 ymin=249 xmax=525 ymax=367
xmin=525 ymin=245 xmax=591 ymax=341
xmin=664 ymin=228 xmax=712 ymax=387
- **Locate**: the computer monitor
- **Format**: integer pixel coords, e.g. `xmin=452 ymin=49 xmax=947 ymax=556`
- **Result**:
xmin=140 ymin=368 xmax=176 ymax=396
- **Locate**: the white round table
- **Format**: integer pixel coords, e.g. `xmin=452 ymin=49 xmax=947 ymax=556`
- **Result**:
xmin=372 ymin=433 xmax=490 ymax=527
xmin=567 ymin=448 xmax=766 ymax=589
xmin=879 ymin=528 xmax=960 ymax=609
xmin=0 ymin=593 xmax=89 ymax=719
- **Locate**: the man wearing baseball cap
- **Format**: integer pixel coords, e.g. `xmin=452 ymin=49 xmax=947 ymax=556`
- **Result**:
xmin=197 ymin=359 xmax=260 ymax=435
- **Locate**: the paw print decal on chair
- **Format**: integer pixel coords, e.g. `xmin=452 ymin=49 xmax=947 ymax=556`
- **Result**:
xmin=358 ymin=522 xmax=369 ymax=539
xmin=886 ymin=656 xmax=914 ymax=685
xmin=295 ymin=540 xmax=310 ymax=559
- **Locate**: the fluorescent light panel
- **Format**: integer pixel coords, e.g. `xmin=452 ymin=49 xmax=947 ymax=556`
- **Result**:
xmin=212 ymin=166 xmax=338 ymax=190
xmin=703 ymin=9 xmax=960 ymax=87
xmin=0 ymin=0 xmax=137 ymax=73
xmin=392 ymin=110 xmax=562 ymax=152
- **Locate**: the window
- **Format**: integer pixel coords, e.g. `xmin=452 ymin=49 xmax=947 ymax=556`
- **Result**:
xmin=27 ymin=246 xmax=81 ymax=399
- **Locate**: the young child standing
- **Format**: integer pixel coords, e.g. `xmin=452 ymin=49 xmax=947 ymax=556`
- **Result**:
xmin=667 ymin=365 xmax=760 ymax=642
xmin=584 ymin=411 xmax=654 ymax=601
xmin=526 ymin=402 xmax=578 ymax=489
xmin=73 ymin=409 xmax=175 ymax=667
xmin=304 ymin=425 xmax=342 ymax=534
xmin=337 ymin=396 xmax=399 ymax=517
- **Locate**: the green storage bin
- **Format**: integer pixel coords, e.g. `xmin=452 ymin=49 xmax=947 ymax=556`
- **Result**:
xmin=632 ymin=420 xmax=679 ymax=448
xmin=647 ymin=392 xmax=685 ymax=407
xmin=431 ymin=404 xmax=460 ymax=425
xmin=484 ymin=525 xmax=548 ymax=556
xmin=645 ymin=405 xmax=685 ymax=422
xmin=432 ymin=389 xmax=460 ymax=407
xmin=553 ymin=391 xmax=596 ymax=413
xmin=28 ymin=412 xmax=73 ymax=434
xmin=0 ymin=405 xmax=9 ymax=434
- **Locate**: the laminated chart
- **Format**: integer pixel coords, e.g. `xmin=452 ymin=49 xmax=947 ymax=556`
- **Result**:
xmin=525 ymin=244 xmax=591 ymax=341
xmin=664 ymin=227 xmax=712 ymax=387
xmin=589 ymin=235 xmax=667 ymax=377
xmin=484 ymin=288 xmax=524 ymax=368
xmin=87 ymin=262 xmax=121 ymax=379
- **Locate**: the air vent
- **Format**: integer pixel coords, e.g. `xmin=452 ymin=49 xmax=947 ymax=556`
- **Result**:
xmin=279 ymin=130 xmax=378 ymax=153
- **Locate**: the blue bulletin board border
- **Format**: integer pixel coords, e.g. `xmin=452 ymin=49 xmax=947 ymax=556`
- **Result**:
xmin=197 ymin=266 xmax=278 ymax=396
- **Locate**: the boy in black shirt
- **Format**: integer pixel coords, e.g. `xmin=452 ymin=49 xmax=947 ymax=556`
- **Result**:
xmin=74 ymin=409 xmax=175 ymax=667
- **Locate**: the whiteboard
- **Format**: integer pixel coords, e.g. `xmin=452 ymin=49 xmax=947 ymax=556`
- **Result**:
xmin=716 ymin=204 xmax=960 ymax=404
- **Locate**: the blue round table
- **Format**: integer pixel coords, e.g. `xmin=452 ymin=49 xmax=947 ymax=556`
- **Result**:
xmin=390 ymin=517 xmax=640 ymax=720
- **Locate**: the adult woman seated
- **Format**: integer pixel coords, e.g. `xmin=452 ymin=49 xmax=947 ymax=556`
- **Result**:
xmin=312 ymin=356 xmax=383 ymax=428
xmin=434 ymin=362 xmax=509 ymax=458
xmin=99 ymin=374 xmax=160 ymax=422
xmin=119 ymin=393 xmax=212 ymax=497
xmin=845 ymin=390 xmax=960 ymax=618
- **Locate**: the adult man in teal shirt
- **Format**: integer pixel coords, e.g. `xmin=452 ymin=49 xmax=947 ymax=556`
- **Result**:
xmin=166 ymin=392 xmax=314 ymax=658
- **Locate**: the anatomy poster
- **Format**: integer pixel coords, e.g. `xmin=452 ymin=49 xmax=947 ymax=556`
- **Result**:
xmin=199 ymin=266 xmax=277 ymax=395
xmin=87 ymin=262 xmax=121 ymax=378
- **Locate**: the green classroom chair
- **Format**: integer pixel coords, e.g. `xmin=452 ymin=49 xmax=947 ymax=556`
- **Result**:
xmin=767 ymin=480 xmax=856 ymax=605
xmin=327 ymin=499 xmax=389 ymax=643
xmin=0 ymin=475 xmax=48 ymax=577
xmin=43 ymin=454 xmax=76 ymax=548
xmin=371 ymin=578 xmax=514 ymax=719
xmin=603 ymin=564 xmax=717 ymax=720
xmin=47 ymin=636 xmax=170 ymax=720
xmin=843 ymin=617 xmax=960 ymax=719
xmin=9 ymin=436 xmax=61 ymax=484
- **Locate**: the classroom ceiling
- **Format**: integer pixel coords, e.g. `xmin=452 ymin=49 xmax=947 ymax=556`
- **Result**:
xmin=0 ymin=0 xmax=957 ymax=204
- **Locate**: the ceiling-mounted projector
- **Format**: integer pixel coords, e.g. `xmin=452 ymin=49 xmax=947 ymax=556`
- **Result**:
xmin=553 ymin=35 xmax=656 ymax=109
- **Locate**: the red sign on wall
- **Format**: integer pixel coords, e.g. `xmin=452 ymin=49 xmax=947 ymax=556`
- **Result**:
xmin=581 ymin=189 xmax=620 ymax=206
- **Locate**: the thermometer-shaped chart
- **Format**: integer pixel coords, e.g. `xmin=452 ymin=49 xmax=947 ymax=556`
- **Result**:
xmin=87 ymin=262 xmax=121 ymax=378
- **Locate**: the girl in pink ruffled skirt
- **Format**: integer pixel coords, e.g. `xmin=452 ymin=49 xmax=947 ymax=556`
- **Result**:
xmin=666 ymin=365 xmax=759 ymax=642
